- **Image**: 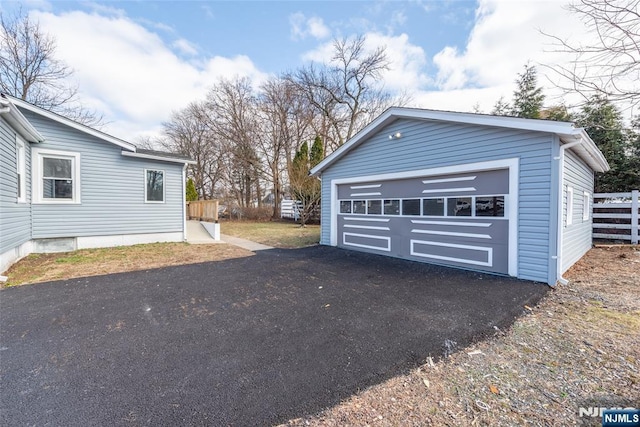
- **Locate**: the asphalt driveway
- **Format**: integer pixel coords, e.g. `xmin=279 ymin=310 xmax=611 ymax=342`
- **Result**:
xmin=0 ymin=246 xmax=548 ymax=426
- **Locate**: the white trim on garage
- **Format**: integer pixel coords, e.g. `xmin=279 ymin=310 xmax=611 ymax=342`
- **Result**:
xmin=410 ymin=239 xmax=493 ymax=267
xmin=330 ymin=158 xmax=519 ymax=277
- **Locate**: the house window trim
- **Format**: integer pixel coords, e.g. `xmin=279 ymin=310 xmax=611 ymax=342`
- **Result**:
xmin=145 ymin=169 xmax=166 ymax=204
xmin=583 ymin=191 xmax=590 ymax=221
xmin=16 ymin=136 xmax=26 ymax=203
xmin=32 ymin=148 xmax=81 ymax=204
xmin=566 ymin=186 xmax=574 ymax=226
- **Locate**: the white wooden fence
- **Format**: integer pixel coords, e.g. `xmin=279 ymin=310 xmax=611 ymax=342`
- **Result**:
xmin=593 ymin=190 xmax=639 ymax=244
xmin=280 ymin=199 xmax=302 ymax=221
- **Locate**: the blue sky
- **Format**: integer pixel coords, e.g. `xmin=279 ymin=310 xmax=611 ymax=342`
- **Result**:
xmin=1 ymin=1 xmax=594 ymax=140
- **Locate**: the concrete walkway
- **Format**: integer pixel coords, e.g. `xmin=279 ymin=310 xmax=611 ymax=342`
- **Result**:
xmin=220 ymin=234 xmax=273 ymax=251
xmin=186 ymin=220 xmax=273 ymax=251
xmin=186 ymin=220 xmax=221 ymax=244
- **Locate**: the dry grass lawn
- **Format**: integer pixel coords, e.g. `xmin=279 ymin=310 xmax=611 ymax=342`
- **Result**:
xmin=2 ymin=220 xmax=318 ymax=288
xmin=2 ymin=242 xmax=252 ymax=288
xmin=221 ymin=220 xmax=320 ymax=248
xmin=282 ymin=245 xmax=640 ymax=426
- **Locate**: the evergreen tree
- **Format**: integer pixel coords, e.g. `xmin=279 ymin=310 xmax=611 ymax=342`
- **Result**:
xmin=491 ymin=96 xmax=510 ymax=116
xmin=622 ymin=118 xmax=640 ymax=190
xmin=310 ymin=135 xmax=324 ymax=168
xmin=576 ymin=96 xmax=630 ymax=192
xmin=185 ymin=178 xmax=198 ymax=201
xmin=510 ymin=64 xmax=545 ymax=119
xmin=541 ymin=105 xmax=572 ymax=122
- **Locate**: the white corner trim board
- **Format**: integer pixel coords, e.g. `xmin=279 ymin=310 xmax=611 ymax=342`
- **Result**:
xmin=329 ymin=157 xmax=519 ymax=277
xmin=0 ymin=240 xmax=33 ymax=275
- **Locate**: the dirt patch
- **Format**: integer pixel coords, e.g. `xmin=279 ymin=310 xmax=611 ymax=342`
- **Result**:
xmin=2 ymin=242 xmax=252 ymax=288
xmin=282 ymin=246 xmax=640 ymax=426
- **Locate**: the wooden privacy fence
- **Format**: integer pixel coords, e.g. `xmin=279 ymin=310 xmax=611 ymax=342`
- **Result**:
xmin=593 ymin=190 xmax=639 ymax=244
xmin=187 ymin=200 xmax=219 ymax=222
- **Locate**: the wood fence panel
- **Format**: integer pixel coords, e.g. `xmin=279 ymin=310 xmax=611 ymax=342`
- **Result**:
xmin=593 ymin=190 xmax=639 ymax=244
xmin=186 ymin=200 xmax=219 ymax=222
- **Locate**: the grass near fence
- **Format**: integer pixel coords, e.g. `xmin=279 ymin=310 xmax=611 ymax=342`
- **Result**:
xmin=221 ymin=220 xmax=320 ymax=248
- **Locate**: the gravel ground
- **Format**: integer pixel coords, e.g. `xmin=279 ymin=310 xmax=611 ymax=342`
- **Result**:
xmin=282 ymin=245 xmax=640 ymax=427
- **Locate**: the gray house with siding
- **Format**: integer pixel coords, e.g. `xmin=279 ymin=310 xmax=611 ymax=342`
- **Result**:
xmin=310 ymin=107 xmax=609 ymax=286
xmin=0 ymin=94 xmax=194 ymax=274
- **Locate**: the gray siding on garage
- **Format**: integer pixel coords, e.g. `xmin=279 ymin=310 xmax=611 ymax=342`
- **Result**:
xmin=0 ymin=117 xmax=31 ymax=253
xmin=320 ymin=118 xmax=554 ymax=283
xmin=20 ymin=109 xmax=184 ymax=239
xmin=561 ymin=149 xmax=594 ymax=272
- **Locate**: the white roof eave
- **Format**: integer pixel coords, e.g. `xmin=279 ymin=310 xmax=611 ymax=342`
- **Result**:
xmin=559 ymin=129 xmax=610 ymax=173
xmin=0 ymin=97 xmax=45 ymax=143
xmin=121 ymin=150 xmax=196 ymax=165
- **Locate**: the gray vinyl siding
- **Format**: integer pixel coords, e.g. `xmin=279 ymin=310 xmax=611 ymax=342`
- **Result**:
xmin=20 ymin=109 xmax=184 ymax=239
xmin=320 ymin=118 xmax=554 ymax=283
xmin=561 ymin=149 xmax=594 ymax=272
xmin=0 ymin=116 xmax=32 ymax=253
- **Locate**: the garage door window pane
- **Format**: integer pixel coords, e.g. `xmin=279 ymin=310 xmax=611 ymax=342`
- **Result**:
xmin=353 ymin=200 xmax=366 ymax=214
xmin=367 ymin=200 xmax=382 ymax=215
xmin=423 ymin=198 xmax=444 ymax=216
xmin=447 ymin=197 xmax=472 ymax=216
xmin=384 ymin=199 xmax=400 ymax=215
xmin=340 ymin=200 xmax=352 ymax=214
xmin=476 ymin=196 xmax=504 ymax=217
xmin=402 ymin=199 xmax=421 ymax=215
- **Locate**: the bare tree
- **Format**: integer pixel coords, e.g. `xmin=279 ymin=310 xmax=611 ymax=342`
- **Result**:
xmin=162 ymin=101 xmax=224 ymax=200
xmin=543 ymin=0 xmax=640 ymax=111
xmin=207 ymin=77 xmax=261 ymax=208
xmin=257 ymin=76 xmax=314 ymax=219
xmin=0 ymin=9 xmax=101 ymax=125
xmin=287 ymin=35 xmax=394 ymax=153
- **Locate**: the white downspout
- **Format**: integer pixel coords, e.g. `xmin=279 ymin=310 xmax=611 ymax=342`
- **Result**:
xmin=182 ymin=164 xmax=188 ymax=242
xmin=554 ymin=139 xmax=583 ymax=285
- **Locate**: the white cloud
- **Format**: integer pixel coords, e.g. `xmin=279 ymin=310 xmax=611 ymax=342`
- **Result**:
xmin=30 ymin=10 xmax=268 ymax=141
xmin=173 ymin=38 xmax=198 ymax=56
xmin=302 ymin=32 xmax=432 ymax=93
xmin=388 ymin=10 xmax=407 ymax=30
xmin=428 ymin=0 xmax=599 ymax=113
xmin=299 ymin=1 xmax=612 ymax=116
xmin=289 ymin=12 xmax=330 ymax=40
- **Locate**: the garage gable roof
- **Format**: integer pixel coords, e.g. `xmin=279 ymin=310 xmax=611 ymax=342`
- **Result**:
xmin=310 ymin=107 xmax=610 ymax=175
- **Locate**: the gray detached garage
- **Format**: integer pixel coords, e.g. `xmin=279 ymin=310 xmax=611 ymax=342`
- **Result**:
xmin=310 ymin=108 xmax=610 ymax=285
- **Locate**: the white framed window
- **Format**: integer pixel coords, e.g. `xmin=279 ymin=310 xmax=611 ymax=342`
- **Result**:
xmin=32 ymin=148 xmax=81 ymax=204
xmin=16 ymin=136 xmax=26 ymax=203
xmin=566 ymin=186 xmax=574 ymax=226
xmin=145 ymin=169 xmax=165 ymax=203
xmin=583 ymin=191 xmax=590 ymax=221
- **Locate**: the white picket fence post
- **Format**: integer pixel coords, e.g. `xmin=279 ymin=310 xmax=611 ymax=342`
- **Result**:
xmin=632 ymin=189 xmax=639 ymax=244
xmin=593 ymin=190 xmax=639 ymax=244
